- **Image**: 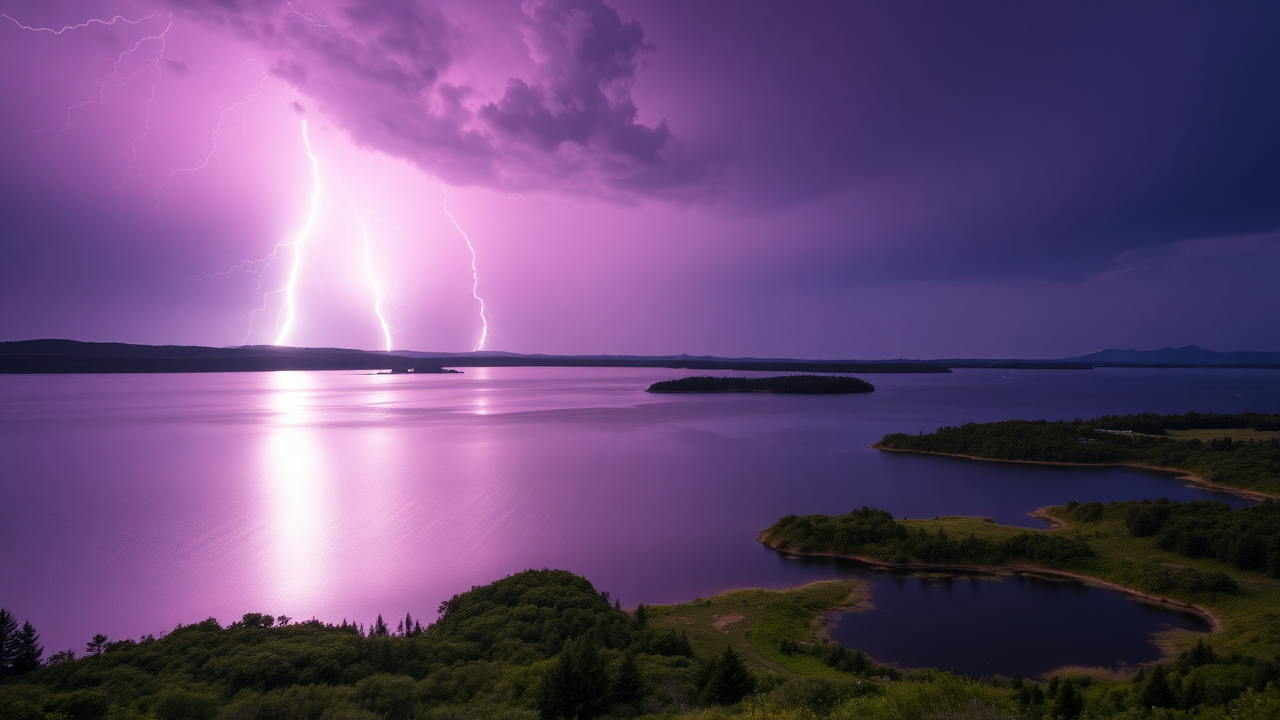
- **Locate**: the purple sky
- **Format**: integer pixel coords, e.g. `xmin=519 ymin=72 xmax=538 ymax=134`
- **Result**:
xmin=1 ymin=0 xmax=1277 ymax=358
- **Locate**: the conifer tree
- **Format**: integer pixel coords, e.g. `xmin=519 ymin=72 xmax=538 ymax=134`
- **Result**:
xmin=702 ymin=646 xmax=755 ymax=706
xmin=1139 ymin=664 xmax=1178 ymax=709
xmin=1182 ymin=676 xmax=1205 ymax=710
xmin=86 ymin=633 xmax=109 ymax=657
xmin=537 ymin=635 xmax=610 ymax=720
xmin=610 ymin=649 xmax=645 ymax=709
xmin=13 ymin=622 xmax=42 ymax=674
xmin=0 ymin=608 xmax=17 ymax=676
xmin=373 ymin=614 xmax=390 ymax=636
xmin=1057 ymin=680 xmax=1083 ymax=720
xmin=634 ymin=604 xmax=648 ymax=626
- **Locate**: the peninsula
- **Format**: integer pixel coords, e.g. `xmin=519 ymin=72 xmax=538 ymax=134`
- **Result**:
xmin=874 ymin=412 xmax=1280 ymax=498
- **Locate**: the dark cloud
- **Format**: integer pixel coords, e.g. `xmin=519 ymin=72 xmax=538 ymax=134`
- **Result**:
xmin=618 ymin=0 xmax=1280 ymax=279
xmin=175 ymin=0 xmax=710 ymax=199
xmin=483 ymin=0 xmax=665 ymax=159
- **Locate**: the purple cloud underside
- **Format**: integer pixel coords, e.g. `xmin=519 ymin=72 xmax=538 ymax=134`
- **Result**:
xmin=176 ymin=0 xmax=711 ymax=200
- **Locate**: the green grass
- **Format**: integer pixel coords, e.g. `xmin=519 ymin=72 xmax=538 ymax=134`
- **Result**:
xmin=1041 ymin=504 xmax=1280 ymax=662
xmin=1166 ymin=428 xmax=1280 ymax=442
xmin=646 ymin=581 xmax=864 ymax=679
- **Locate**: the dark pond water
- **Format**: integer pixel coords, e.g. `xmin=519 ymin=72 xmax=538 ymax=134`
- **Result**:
xmin=1 ymin=367 xmax=1276 ymax=671
xmin=824 ymin=566 xmax=1211 ymax=678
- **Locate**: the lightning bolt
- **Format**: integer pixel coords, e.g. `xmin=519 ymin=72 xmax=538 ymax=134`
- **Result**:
xmin=9 ymin=11 xmax=408 ymax=350
xmin=153 ymin=69 xmax=268 ymax=202
xmin=274 ymin=120 xmax=323 ymax=347
xmin=0 ymin=12 xmax=163 ymax=35
xmin=356 ymin=213 xmax=393 ymax=351
xmin=441 ymin=186 xmax=490 ymax=352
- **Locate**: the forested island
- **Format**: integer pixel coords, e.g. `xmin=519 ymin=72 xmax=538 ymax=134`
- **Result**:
xmin=876 ymin=412 xmax=1280 ymax=497
xmin=646 ymin=375 xmax=874 ymax=394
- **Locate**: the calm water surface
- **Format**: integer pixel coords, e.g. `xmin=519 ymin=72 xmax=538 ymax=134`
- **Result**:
xmin=1 ymin=367 xmax=1277 ymax=672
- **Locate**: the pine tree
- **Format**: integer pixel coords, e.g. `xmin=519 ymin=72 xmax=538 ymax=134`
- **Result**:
xmin=1139 ymin=664 xmax=1178 ymax=709
xmin=1010 ymin=670 xmax=1023 ymax=690
xmin=12 ymin=622 xmax=42 ymax=673
xmin=0 ymin=608 xmax=17 ymax=677
xmin=1187 ymin=639 xmax=1216 ymax=667
xmin=610 ymin=649 xmax=645 ymax=708
xmin=634 ymin=604 xmax=648 ymax=626
xmin=1057 ymin=680 xmax=1083 ymax=720
xmin=702 ymin=646 xmax=755 ymax=706
xmin=373 ymin=614 xmax=390 ymax=636
xmin=1182 ymin=676 xmax=1205 ymax=710
xmin=86 ymin=633 xmax=109 ymax=657
xmin=537 ymin=635 xmax=610 ymax=720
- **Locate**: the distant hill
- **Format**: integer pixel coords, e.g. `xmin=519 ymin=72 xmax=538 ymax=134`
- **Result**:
xmin=1066 ymin=345 xmax=1280 ymax=367
xmin=0 ymin=339 xmax=451 ymax=374
xmin=4 ymin=339 xmax=1275 ymax=374
xmin=0 ymin=340 xmax=947 ymax=374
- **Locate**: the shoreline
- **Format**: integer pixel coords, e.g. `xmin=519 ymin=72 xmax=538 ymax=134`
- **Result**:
xmin=872 ymin=443 xmax=1277 ymax=502
xmin=756 ymin=533 xmax=1223 ymax=634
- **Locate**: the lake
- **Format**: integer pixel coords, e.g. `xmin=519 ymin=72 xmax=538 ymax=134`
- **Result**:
xmin=1 ymin=366 xmax=1276 ymax=673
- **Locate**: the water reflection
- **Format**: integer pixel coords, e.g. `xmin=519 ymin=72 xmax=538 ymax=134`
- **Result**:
xmin=1 ymin=367 xmax=1273 ymax=660
xmin=260 ymin=372 xmax=334 ymax=606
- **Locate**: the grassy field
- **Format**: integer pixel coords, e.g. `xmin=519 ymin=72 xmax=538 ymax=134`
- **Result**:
xmin=646 ymin=581 xmax=865 ymax=679
xmin=1036 ymin=505 xmax=1280 ymax=661
xmin=1165 ymin=428 xmax=1280 ymax=442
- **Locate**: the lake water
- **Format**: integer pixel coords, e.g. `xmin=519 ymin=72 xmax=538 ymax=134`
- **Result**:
xmin=1 ymin=367 xmax=1276 ymax=673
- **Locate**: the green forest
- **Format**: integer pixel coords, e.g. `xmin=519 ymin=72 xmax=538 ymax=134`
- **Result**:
xmin=645 ymin=375 xmax=874 ymax=394
xmin=1059 ymin=499 xmax=1280 ymax=576
xmin=759 ymin=507 xmax=1095 ymax=566
xmin=877 ymin=412 xmax=1280 ymax=495
xmin=0 ymin=570 xmax=732 ymax=720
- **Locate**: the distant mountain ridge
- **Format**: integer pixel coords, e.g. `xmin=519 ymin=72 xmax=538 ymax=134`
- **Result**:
xmin=1066 ymin=345 xmax=1280 ymax=366
xmin=1 ymin=339 xmax=1277 ymax=373
xmin=0 ymin=339 xmax=947 ymax=374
